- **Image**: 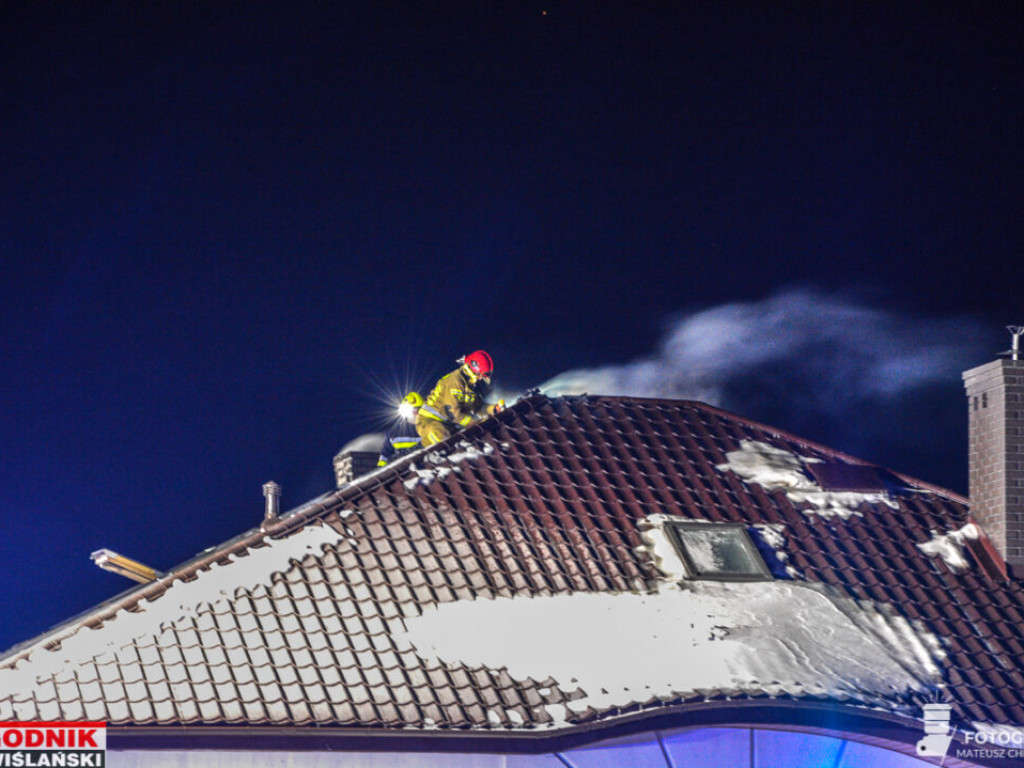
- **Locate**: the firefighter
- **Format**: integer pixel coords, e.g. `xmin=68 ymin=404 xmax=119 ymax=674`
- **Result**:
xmin=377 ymin=392 xmax=424 ymax=466
xmin=416 ymin=350 xmax=504 ymax=446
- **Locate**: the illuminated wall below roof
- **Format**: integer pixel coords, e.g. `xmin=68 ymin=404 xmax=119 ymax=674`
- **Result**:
xmin=109 ymin=726 xmax=950 ymax=767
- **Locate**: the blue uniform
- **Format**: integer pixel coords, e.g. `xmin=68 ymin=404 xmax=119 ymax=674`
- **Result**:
xmin=377 ymin=429 xmax=422 ymax=466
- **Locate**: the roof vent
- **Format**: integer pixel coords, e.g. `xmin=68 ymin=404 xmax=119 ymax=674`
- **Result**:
xmin=90 ymin=549 xmax=162 ymax=583
xmin=263 ymin=480 xmax=281 ymax=522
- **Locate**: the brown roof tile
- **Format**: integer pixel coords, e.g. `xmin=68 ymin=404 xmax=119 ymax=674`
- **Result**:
xmin=1 ymin=394 xmax=1022 ymax=742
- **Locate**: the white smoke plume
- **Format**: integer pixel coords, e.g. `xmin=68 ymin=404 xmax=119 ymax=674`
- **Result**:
xmin=540 ymin=289 xmax=986 ymax=410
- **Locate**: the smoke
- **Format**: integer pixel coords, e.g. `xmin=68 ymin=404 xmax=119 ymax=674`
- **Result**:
xmin=539 ymin=289 xmax=987 ymax=490
xmin=339 ymin=432 xmax=386 ymax=453
xmin=541 ymin=289 xmax=985 ymax=407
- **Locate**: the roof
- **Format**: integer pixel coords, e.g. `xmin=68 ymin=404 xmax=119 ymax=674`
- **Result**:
xmin=2 ymin=394 xmax=1023 ymax=753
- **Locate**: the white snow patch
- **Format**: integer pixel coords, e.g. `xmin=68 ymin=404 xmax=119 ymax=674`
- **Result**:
xmin=0 ymin=524 xmax=342 ymax=692
xmin=753 ymin=523 xmax=786 ymax=551
xmin=917 ymin=524 xmax=979 ymax=571
xmin=403 ymin=441 xmax=495 ymax=490
xmin=404 ymin=465 xmax=455 ymax=490
xmin=447 ymin=441 xmax=496 ymax=464
xmin=751 ymin=523 xmax=803 ymax=579
xmin=718 ymin=440 xmax=897 ymax=519
xmin=543 ymin=703 xmax=572 ymax=726
xmin=721 ymin=440 xmax=818 ymax=490
xmin=638 ymin=514 xmax=696 ymax=581
xmin=394 ymin=581 xmax=944 ymax=719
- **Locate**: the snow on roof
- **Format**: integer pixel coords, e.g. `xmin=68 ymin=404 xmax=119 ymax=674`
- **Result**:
xmin=917 ymin=524 xmax=979 ymax=572
xmin=717 ymin=440 xmax=897 ymax=519
xmin=395 ymin=580 xmax=945 ymax=723
xmin=403 ymin=440 xmax=496 ymax=489
xmin=2 ymin=395 xmax=1019 ymax=741
xmin=0 ymin=524 xmax=342 ymax=693
xmin=751 ymin=523 xmax=802 ymax=579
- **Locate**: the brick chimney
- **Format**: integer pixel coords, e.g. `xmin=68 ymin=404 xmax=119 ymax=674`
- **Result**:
xmin=963 ymin=326 xmax=1024 ymax=575
xmin=333 ymin=449 xmax=379 ymax=487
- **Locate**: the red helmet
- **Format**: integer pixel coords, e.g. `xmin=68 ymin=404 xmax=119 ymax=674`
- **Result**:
xmin=464 ymin=349 xmax=494 ymax=379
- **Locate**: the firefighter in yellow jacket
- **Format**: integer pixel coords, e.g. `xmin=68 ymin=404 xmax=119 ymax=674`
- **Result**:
xmin=416 ymin=350 xmax=503 ymax=446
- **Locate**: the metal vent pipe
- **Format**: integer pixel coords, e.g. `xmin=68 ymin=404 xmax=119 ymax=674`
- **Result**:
xmin=263 ymin=481 xmax=281 ymax=520
xmin=1009 ymin=325 xmax=1024 ymax=361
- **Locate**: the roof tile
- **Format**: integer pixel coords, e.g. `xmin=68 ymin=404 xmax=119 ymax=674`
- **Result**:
xmin=3 ymin=394 xmax=1024 ymax=739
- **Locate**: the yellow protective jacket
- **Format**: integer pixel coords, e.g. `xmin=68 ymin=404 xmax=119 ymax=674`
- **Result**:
xmin=418 ymin=366 xmax=496 ymax=429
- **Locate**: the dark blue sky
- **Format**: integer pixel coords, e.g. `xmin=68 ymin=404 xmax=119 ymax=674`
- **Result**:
xmin=2 ymin=3 xmax=1022 ymax=653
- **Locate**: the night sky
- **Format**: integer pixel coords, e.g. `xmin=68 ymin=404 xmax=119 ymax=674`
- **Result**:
xmin=2 ymin=3 xmax=1022 ymax=654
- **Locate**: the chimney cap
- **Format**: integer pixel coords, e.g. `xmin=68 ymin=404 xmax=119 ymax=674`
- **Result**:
xmin=1003 ymin=325 xmax=1024 ymax=361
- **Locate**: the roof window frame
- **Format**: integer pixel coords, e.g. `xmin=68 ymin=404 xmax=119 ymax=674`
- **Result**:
xmin=666 ymin=522 xmax=773 ymax=582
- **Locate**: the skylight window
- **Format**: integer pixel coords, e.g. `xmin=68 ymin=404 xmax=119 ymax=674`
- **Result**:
xmin=667 ymin=523 xmax=771 ymax=581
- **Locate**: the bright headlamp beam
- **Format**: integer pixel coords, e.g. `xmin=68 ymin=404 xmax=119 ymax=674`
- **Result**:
xmin=398 ymin=401 xmax=416 ymax=421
